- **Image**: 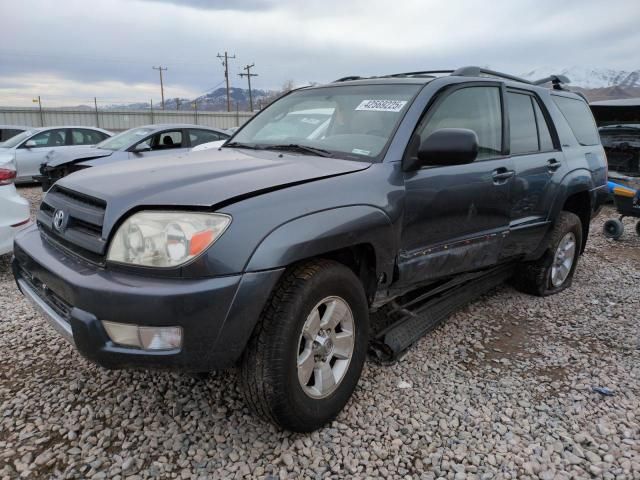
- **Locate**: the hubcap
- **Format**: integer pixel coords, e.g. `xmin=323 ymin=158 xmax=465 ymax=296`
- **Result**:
xmin=297 ymin=296 xmax=355 ymax=399
xmin=550 ymin=232 xmax=576 ymax=287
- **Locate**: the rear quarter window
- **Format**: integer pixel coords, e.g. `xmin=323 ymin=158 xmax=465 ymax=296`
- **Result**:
xmin=552 ymin=96 xmax=600 ymax=146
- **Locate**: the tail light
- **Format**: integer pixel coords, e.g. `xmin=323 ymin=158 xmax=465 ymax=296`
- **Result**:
xmin=0 ymin=168 xmax=16 ymax=186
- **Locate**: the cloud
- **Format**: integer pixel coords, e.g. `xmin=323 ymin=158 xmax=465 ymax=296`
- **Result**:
xmin=0 ymin=0 xmax=638 ymax=106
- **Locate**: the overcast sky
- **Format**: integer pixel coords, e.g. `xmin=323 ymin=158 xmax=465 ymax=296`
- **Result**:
xmin=1 ymin=0 xmax=639 ymax=106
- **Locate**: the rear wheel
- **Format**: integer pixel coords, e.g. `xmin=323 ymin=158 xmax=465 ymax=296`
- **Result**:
xmin=635 ymin=220 xmax=640 ymax=237
xmin=603 ymin=218 xmax=624 ymax=240
xmin=240 ymin=259 xmax=369 ymax=432
xmin=512 ymin=211 xmax=582 ymax=296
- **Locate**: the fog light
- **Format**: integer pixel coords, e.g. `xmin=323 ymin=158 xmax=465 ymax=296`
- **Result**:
xmin=139 ymin=326 xmax=183 ymax=350
xmin=102 ymin=321 xmax=139 ymax=348
xmin=101 ymin=321 xmax=182 ymax=351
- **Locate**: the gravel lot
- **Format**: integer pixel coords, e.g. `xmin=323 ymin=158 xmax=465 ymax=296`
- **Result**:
xmin=1 ymin=186 xmax=639 ymax=480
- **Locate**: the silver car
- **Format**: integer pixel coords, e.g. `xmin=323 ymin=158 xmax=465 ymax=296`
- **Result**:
xmin=0 ymin=126 xmax=112 ymax=183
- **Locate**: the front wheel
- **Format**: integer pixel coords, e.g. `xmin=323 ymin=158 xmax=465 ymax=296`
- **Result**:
xmin=240 ymin=259 xmax=369 ymax=432
xmin=512 ymin=211 xmax=582 ymax=296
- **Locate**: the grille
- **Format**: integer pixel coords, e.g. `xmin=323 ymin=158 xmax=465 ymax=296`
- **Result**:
xmin=37 ymin=186 xmax=107 ymax=264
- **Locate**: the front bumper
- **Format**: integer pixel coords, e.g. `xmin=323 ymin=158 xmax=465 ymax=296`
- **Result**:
xmin=13 ymin=226 xmax=283 ymax=371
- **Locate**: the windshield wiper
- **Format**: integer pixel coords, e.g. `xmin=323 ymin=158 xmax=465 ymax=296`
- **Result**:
xmin=262 ymin=144 xmax=333 ymax=158
xmin=224 ymin=141 xmax=261 ymax=149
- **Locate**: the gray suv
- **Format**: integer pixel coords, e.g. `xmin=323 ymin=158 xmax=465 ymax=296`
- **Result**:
xmin=13 ymin=67 xmax=608 ymax=431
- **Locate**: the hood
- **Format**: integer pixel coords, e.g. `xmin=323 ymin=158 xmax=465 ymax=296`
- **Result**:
xmin=44 ymin=146 xmax=113 ymax=168
xmin=56 ymin=148 xmax=371 ymax=234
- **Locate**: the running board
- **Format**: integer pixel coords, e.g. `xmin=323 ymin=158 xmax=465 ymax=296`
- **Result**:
xmin=370 ymin=264 xmax=515 ymax=363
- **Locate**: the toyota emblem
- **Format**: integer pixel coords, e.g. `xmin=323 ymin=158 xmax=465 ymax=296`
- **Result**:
xmin=53 ymin=210 xmax=66 ymax=232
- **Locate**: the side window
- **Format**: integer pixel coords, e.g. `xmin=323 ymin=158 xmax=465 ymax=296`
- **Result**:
xmin=507 ymin=92 xmax=538 ymax=154
xmin=189 ymin=129 xmax=227 ymax=147
xmin=552 ymin=96 xmax=600 ymax=146
xmin=24 ymin=129 xmax=67 ymax=148
xmin=151 ymin=130 xmax=183 ymax=150
xmin=71 ymin=129 xmax=105 ymax=145
xmin=533 ymin=101 xmax=554 ymax=152
xmin=419 ymin=86 xmax=502 ymax=160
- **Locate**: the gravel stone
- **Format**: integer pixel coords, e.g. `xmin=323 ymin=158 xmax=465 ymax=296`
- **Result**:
xmin=1 ymin=188 xmax=639 ymax=479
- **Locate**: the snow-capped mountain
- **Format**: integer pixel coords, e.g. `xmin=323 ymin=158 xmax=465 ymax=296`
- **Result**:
xmin=522 ymin=66 xmax=640 ymax=89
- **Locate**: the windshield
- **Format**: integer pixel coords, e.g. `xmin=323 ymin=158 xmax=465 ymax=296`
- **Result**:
xmin=2 ymin=130 xmax=36 ymax=148
xmin=96 ymin=127 xmax=155 ymax=151
xmin=230 ymin=84 xmax=421 ymax=160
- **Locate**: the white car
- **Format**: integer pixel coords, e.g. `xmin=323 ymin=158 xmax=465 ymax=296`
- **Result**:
xmin=0 ymin=161 xmax=30 ymax=255
xmin=0 ymin=126 xmax=112 ymax=183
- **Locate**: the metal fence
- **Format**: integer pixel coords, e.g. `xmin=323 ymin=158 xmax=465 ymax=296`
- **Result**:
xmin=0 ymin=107 xmax=255 ymax=132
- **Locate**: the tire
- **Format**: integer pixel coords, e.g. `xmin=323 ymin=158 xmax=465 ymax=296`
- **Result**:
xmin=512 ymin=211 xmax=582 ymax=296
xmin=636 ymin=220 xmax=640 ymax=237
xmin=239 ymin=259 xmax=369 ymax=432
xmin=603 ymin=218 xmax=624 ymax=240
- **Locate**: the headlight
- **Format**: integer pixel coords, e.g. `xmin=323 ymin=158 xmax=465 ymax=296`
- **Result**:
xmin=107 ymin=211 xmax=231 ymax=267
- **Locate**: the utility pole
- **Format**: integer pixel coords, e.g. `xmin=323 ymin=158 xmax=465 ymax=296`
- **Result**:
xmin=150 ymin=98 xmax=154 ymax=124
xmin=216 ymin=51 xmax=236 ymax=112
xmin=239 ymin=63 xmax=258 ymax=112
xmin=94 ymin=97 xmax=99 ymax=127
xmin=152 ymin=66 xmax=167 ymax=109
xmin=33 ymin=96 xmax=44 ymax=126
xmin=175 ymin=97 xmax=181 ymax=111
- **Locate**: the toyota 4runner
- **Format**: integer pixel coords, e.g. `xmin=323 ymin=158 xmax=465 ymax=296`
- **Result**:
xmin=13 ymin=67 xmax=608 ymax=432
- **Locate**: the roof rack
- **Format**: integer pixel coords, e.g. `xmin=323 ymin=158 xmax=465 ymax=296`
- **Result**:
xmin=450 ymin=66 xmax=533 ymax=84
xmin=531 ymin=74 xmax=571 ymax=90
xmin=332 ymin=66 xmax=572 ymax=90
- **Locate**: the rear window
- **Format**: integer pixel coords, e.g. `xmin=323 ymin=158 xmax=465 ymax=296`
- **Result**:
xmin=552 ymin=96 xmax=600 ymax=146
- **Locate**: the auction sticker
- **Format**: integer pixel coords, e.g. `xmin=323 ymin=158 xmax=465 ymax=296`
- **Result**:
xmin=355 ymin=99 xmax=407 ymax=112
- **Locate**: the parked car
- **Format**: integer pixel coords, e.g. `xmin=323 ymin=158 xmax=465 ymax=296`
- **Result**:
xmin=38 ymin=124 xmax=230 ymax=190
xmin=13 ymin=67 xmax=607 ymax=432
xmin=590 ymin=98 xmax=640 ymax=190
xmin=0 ymin=125 xmax=30 ymax=144
xmin=0 ymin=159 xmax=30 ymax=255
xmin=0 ymin=126 xmax=112 ymax=183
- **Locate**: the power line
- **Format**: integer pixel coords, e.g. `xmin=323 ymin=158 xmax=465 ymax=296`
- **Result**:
xmin=152 ymin=66 xmax=167 ymax=109
xmin=216 ymin=51 xmax=236 ymax=112
xmin=239 ymin=63 xmax=258 ymax=112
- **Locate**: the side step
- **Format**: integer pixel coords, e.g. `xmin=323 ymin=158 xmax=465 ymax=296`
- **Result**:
xmin=370 ymin=264 xmax=515 ymax=363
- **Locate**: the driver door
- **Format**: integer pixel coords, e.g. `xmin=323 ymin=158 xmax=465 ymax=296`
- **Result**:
xmin=397 ymin=84 xmax=515 ymax=288
xmin=15 ymin=128 xmax=71 ymax=180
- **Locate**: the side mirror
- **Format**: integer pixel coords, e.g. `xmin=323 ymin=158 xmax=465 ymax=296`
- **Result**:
xmin=404 ymin=128 xmax=479 ymax=171
xmin=133 ymin=143 xmax=151 ymax=153
xmin=24 ymin=140 xmax=37 ymax=148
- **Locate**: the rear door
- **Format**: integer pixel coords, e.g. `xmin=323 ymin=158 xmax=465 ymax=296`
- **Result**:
xmin=503 ymin=89 xmax=564 ymax=256
xmin=130 ymin=129 xmax=188 ymax=159
xmin=71 ymin=128 xmax=109 ymax=146
xmin=398 ymin=83 xmax=515 ymax=287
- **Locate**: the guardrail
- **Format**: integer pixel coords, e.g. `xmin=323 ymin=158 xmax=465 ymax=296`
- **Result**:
xmin=0 ymin=107 xmax=255 ymax=131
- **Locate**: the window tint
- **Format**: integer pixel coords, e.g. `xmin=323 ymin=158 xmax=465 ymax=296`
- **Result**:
xmin=189 ymin=129 xmax=227 ymax=147
xmin=533 ymin=101 xmax=554 ymax=151
xmin=26 ymin=129 xmax=66 ymax=148
xmin=507 ymin=93 xmax=538 ymax=154
xmin=552 ymin=96 xmax=600 ymax=146
xmin=71 ymin=129 xmax=105 ymax=145
xmin=420 ymin=86 xmax=502 ymax=160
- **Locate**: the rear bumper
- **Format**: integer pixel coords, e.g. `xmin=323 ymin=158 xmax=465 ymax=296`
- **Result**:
xmin=13 ymin=226 xmax=283 ymax=371
xmin=0 ymin=184 xmax=31 ymax=255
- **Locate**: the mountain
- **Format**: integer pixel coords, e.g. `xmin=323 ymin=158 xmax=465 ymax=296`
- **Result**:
xmin=522 ymin=66 xmax=640 ymax=89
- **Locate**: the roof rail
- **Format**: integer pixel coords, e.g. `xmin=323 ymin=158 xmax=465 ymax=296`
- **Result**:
xmin=385 ymin=70 xmax=453 ymax=78
xmin=333 ymin=76 xmax=362 ymax=82
xmin=451 ymin=66 xmax=532 ymax=84
xmin=532 ymin=74 xmax=571 ymax=90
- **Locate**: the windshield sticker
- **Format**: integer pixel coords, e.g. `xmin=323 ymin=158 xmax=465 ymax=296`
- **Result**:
xmin=352 ymin=148 xmax=371 ymax=156
xmin=355 ymin=99 xmax=407 ymax=112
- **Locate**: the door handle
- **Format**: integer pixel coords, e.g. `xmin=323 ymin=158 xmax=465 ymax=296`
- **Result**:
xmin=547 ymin=158 xmax=561 ymax=172
xmin=492 ymin=168 xmax=515 ymax=182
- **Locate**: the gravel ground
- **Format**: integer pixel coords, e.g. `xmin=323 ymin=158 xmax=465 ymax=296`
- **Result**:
xmin=1 ymin=186 xmax=639 ymax=480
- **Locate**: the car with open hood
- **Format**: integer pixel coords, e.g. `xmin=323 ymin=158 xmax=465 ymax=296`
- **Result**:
xmin=38 ymin=124 xmax=230 ymax=190
xmin=13 ymin=66 xmax=607 ymax=432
